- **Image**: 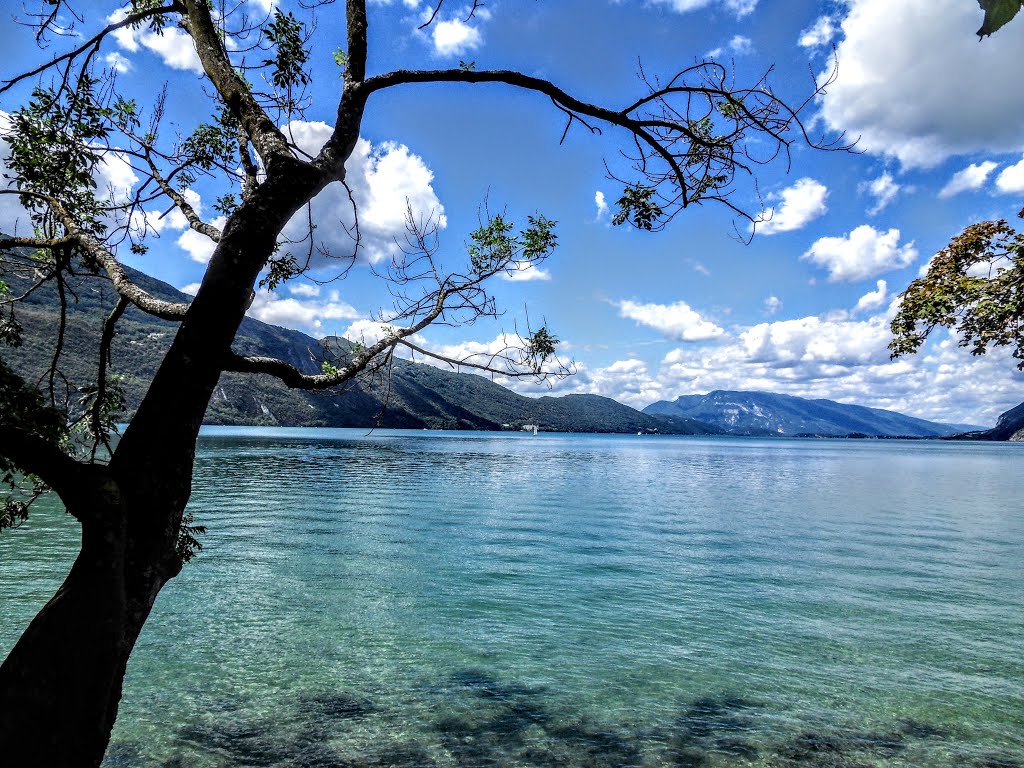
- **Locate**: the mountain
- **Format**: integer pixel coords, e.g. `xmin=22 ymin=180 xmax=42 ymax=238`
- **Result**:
xmin=643 ymin=390 xmax=979 ymax=438
xmin=951 ymin=401 xmax=1024 ymax=441
xmin=2 ymin=262 xmax=714 ymax=435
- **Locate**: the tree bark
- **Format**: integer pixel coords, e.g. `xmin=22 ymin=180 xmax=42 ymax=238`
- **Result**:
xmin=0 ymin=166 xmax=330 ymax=766
xmin=0 ymin=470 xmax=175 ymax=767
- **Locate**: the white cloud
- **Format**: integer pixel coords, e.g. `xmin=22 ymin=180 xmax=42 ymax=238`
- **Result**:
xmin=180 ymin=282 xmax=202 ymax=296
xmin=764 ymin=295 xmax=782 ymax=315
xmin=177 ymin=216 xmax=228 ymax=264
xmin=799 ymin=15 xmax=837 ymax=48
xmin=246 ymin=0 xmax=279 ymax=13
xmin=431 ymin=18 xmax=482 ymax=56
xmin=288 ymin=283 xmax=321 ymax=298
xmin=498 ymin=262 xmax=551 ymax=282
xmin=820 ymin=0 xmax=1024 ymax=168
xmin=341 ymin=319 xmax=399 ymax=346
xmin=649 ymin=0 xmax=757 ymax=17
xmin=595 ymin=191 xmax=609 ymax=221
xmin=0 ymin=112 xmax=139 ymax=235
xmin=707 ymin=34 xmax=753 ymax=58
xmin=802 ymin=225 xmax=918 ymax=282
xmin=757 ymin=178 xmax=829 ymax=235
xmin=104 ymin=52 xmax=132 ymax=74
xmin=280 ymin=121 xmax=445 ymax=265
xmin=995 ymin=155 xmax=1024 ymax=194
xmin=862 ymin=172 xmax=901 ymax=215
xmin=853 ymin=279 xmax=887 ymax=314
xmin=248 ymin=288 xmax=359 ymax=334
xmin=728 ymin=35 xmax=753 ymax=54
xmin=108 ymin=10 xmax=204 ymax=74
xmin=617 ymin=299 xmax=725 ymax=341
xmin=939 ymin=161 xmax=999 ymax=198
xmin=0 ymin=113 xmax=27 ymax=235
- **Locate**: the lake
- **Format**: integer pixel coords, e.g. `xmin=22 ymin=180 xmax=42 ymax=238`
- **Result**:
xmin=2 ymin=429 xmax=1023 ymax=767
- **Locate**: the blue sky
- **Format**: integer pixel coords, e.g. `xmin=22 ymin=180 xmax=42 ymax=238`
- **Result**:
xmin=3 ymin=0 xmax=1024 ymax=425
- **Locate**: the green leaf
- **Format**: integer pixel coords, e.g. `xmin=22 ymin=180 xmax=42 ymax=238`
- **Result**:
xmin=612 ymin=185 xmax=664 ymax=231
xmin=977 ymin=0 xmax=1023 ymax=37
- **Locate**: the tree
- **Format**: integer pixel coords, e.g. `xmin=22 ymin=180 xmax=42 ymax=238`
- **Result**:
xmin=977 ymin=0 xmax=1024 ymax=37
xmin=889 ymin=2 xmax=1024 ymax=363
xmin=0 ymin=2 xmax=835 ymax=764
xmin=890 ymin=210 xmax=1024 ymax=366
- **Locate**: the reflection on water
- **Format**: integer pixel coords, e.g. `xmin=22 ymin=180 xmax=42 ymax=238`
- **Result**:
xmin=2 ymin=429 xmax=1023 ymax=767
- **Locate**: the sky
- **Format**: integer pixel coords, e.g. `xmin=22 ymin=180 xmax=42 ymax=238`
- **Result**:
xmin=2 ymin=0 xmax=1024 ymax=426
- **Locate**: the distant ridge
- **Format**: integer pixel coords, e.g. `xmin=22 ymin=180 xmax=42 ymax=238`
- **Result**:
xmin=949 ymin=401 xmax=1024 ymax=441
xmin=643 ymin=390 xmax=981 ymax=438
xmin=2 ymin=261 xmax=715 ymax=435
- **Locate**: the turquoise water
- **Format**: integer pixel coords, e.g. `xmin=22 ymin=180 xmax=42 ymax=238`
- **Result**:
xmin=2 ymin=429 xmax=1023 ymax=767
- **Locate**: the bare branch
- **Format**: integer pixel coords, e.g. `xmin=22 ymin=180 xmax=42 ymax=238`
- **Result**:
xmin=2 ymin=191 xmax=191 ymax=320
xmin=417 ymin=0 xmax=485 ymax=30
xmin=0 ymin=4 xmax=183 ymax=96
xmin=143 ymin=153 xmax=223 ymax=243
xmin=359 ymin=64 xmax=847 ymax=227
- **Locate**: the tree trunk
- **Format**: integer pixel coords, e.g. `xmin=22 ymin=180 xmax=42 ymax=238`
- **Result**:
xmin=0 ymin=163 xmax=330 ymax=766
xmin=0 ymin=472 xmax=182 ymax=767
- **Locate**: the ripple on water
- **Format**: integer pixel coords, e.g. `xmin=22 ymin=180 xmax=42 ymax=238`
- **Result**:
xmin=2 ymin=431 xmax=1023 ymax=767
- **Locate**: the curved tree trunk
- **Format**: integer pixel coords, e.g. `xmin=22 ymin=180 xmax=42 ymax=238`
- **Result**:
xmin=0 ymin=473 xmax=182 ymax=767
xmin=0 ymin=172 xmax=329 ymax=766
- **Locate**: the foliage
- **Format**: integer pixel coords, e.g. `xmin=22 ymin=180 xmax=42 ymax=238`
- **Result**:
xmin=467 ymin=214 xmax=558 ymax=275
xmin=890 ymin=211 xmax=1024 ymax=367
xmin=613 ymin=185 xmax=665 ymax=230
xmin=6 ymin=77 xmax=113 ymax=238
xmin=263 ymin=10 xmax=311 ymax=90
xmin=977 ymin=0 xmax=1023 ymax=37
xmin=525 ymin=327 xmax=559 ymax=373
xmin=0 ymin=358 xmax=66 ymax=532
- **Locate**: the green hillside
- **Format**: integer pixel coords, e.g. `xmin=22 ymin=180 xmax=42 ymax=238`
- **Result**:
xmin=3 ymin=263 xmax=714 ymax=435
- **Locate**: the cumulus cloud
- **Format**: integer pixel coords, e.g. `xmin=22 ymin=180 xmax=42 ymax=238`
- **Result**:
xmin=799 ymin=15 xmax=837 ymax=48
xmin=495 ymin=303 xmax=1021 ymax=424
xmin=0 ymin=111 xmax=140 ymax=235
xmin=649 ymin=0 xmax=757 ymax=17
xmin=802 ymin=225 xmax=918 ymax=282
xmin=861 ymin=172 xmax=901 ymax=215
xmin=820 ymin=0 xmax=1024 ymax=168
xmin=431 ymin=17 xmax=483 ymax=56
xmin=853 ymin=279 xmax=887 ymax=314
xmin=757 ymin=178 xmax=829 ymax=235
xmin=280 ymin=121 xmax=445 ymax=266
xmin=498 ymin=262 xmax=551 ymax=282
xmin=764 ymin=295 xmax=782 ymax=315
xmin=939 ymin=161 xmax=999 ymax=198
xmin=617 ymin=299 xmax=725 ymax=341
xmin=109 ymin=10 xmax=204 ymax=74
xmin=707 ymin=34 xmax=753 ymax=58
xmin=104 ymin=52 xmax=132 ymax=74
xmin=288 ymin=283 xmax=321 ymax=298
xmin=995 ymin=155 xmax=1024 ymax=194
xmin=649 ymin=318 xmax=1022 ymax=425
xmin=247 ymin=0 xmax=279 ymax=13
xmin=341 ymin=319 xmax=401 ymax=346
xmin=177 ymin=216 xmax=228 ymax=264
xmin=248 ymin=288 xmax=360 ymax=334
xmin=595 ymin=191 xmax=609 ymax=221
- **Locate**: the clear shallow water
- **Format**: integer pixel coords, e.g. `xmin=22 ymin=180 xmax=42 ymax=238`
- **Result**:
xmin=2 ymin=429 xmax=1023 ymax=767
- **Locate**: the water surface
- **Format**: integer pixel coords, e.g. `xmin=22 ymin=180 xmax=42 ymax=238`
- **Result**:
xmin=2 ymin=429 xmax=1022 ymax=767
